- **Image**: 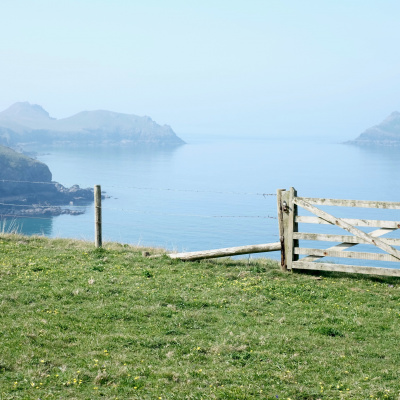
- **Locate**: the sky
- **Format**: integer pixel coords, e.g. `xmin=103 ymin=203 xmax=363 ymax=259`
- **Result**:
xmin=1 ymin=0 xmax=400 ymax=141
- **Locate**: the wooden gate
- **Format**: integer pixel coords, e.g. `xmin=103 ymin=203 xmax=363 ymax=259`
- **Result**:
xmin=277 ymin=188 xmax=400 ymax=277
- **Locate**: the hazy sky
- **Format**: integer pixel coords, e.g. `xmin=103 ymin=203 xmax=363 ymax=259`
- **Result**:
xmin=1 ymin=0 xmax=400 ymax=140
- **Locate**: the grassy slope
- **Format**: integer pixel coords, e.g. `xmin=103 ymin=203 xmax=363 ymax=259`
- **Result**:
xmin=0 ymin=145 xmax=37 ymax=171
xmin=0 ymin=234 xmax=399 ymax=400
xmin=0 ymin=144 xmax=51 ymax=182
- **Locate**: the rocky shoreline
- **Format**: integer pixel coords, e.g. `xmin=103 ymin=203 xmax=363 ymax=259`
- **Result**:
xmin=0 ymin=205 xmax=86 ymax=217
xmin=346 ymin=140 xmax=400 ymax=147
xmin=0 ymin=184 xmax=97 ymax=218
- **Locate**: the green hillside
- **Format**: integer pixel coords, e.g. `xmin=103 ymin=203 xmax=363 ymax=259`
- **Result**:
xmin=0 ymin=145 xmax=51 ymax=182
xmin=0 ymin=234 xmax=399 ymax=399
xmin=0 ymin=145 xmax=93 ymax=214
xmin=0 ymin=145 xmax=52 ymax=197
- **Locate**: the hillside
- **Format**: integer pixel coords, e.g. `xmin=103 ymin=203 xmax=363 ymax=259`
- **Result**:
xmin=0 ymin=144 xmax=52 ymax=187
xmin=349 ymin=111 xmax=400 ymax=145
xmin=0 ymin=145 xmax=93 ymax=216
xmin=0 ymin=102 xmax=185 ymax=147
xmin=0 ymin=234 xmax=399 ymax=399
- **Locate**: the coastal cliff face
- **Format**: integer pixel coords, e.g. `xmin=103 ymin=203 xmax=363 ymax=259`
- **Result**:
xmin=0 ymin=145 xmax=52 ymax=196
xmin=0 ymin=145 xmax=93 ymax=216
xmin=0 ymin=102 xmax=185 ymax=148
xmin=349 ymin=112 xmax=400 ymax=146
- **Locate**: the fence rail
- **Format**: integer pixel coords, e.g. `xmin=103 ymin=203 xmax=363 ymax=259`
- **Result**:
xmin=277 ymin=187 xmax=400 ymax=277
xmin=163 ymin=242 xmax=281 ymax=261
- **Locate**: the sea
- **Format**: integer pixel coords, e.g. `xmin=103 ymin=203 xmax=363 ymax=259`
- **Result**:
xmin=4 ymin=135 xmax=400 ymax=267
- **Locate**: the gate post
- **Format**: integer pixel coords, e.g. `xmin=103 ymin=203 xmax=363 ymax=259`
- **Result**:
xmin=277 ymin=187 xmax=298 ymax=271
xmin=277 ymin=189 xmax=287 ymax=271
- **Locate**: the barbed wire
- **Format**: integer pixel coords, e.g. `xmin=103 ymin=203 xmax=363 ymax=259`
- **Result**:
xmin=0 ymin=179 xmax=59 ymax=185
xmin=0 ymin=180 xmax=280 ymax=248
xmin=0 ymin=208 xmax=277 ymax=220
xmin=0 ymin=198 xmax=277 ymax=219
xmin=100 ymin=207 xmax=278 ymax=219
xmin=106 ymin=184 xmax=276 ymax=197
xmin=1 ymin=178 xmax=278 ymax=222
xmin=99 ymin=218 xmax=280 ymax=233
xmin=0 ymin=214 xmax=281 ymax=238
xmin=0 ymin=179 xmax=277 ymax=197
xmin=0 ymin=202 xmax=89 ymax=209
xmin=0 ymin=213 xmax=55 ymax=221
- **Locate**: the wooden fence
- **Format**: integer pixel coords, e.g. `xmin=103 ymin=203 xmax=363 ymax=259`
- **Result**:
xmin=93 ymin=184 xmax=400 ymax=276
xmin=277 ymin=188 xmax=400 ymax=277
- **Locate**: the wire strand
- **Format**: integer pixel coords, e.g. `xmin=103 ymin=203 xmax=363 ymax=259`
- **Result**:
xmin=0 ymin=214 xmax=54 ymax=221
xmin=0 ymin=202 xmax=89 ymax=209
xmin=106 ymin=184 xmax=276 ymax=197
xmin=0 ymin=179 xmax=276 ymax=197
xmin=0 ymin=201 xmax=277 ymax=219
xmin=95 ymin=206 xmax=278 ymax=219
xmin=0 ymin=179 xmax=59 ymax=185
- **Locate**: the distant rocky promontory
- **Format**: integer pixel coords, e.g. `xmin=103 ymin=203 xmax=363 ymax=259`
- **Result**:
xmin=0 ymin=145 xmax=94 ymax=217
xmin=0 ymin=102 xmax=185 ymax=148
xmin=348 ymin=111 xmax=400 ymax=146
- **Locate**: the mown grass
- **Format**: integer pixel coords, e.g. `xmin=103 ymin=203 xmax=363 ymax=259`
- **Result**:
xmin=0 ymin=234 xmax=400 ymax=399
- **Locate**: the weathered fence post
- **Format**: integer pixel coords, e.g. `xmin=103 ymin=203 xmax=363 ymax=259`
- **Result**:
xmin=277 ymin=187 xmax=298 ymax=271
xmin=277 ymin=189 xmax=287 ymax=271
xmin=94 ymin=185 xmax=102 ymax=248
xmin=290 ymin=187 xmax=299 ymax=268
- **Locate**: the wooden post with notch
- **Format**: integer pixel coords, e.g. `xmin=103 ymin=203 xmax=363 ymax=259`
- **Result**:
xmin=277 ymin=187 xmax=298 ymax=271
xmin=94 ymin=185 xmax=102 ymax=248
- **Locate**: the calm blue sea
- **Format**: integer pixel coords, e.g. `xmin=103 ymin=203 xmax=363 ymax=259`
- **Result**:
xmin=7 ymin=135 xmax=400 ymax=266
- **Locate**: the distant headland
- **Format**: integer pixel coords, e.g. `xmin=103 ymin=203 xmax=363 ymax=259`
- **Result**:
xmin=0 ymin=102 xmax=185 ymax=148
xmin=347 ymin=111 xmax=400 ymax=146
xmin=0 ymin=145 xmax=94 ymax=217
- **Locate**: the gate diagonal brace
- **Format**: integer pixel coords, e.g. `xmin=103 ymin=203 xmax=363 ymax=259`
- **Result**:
xmin=301 ymin=228 xmax=395 ymax=262
xmin=293 ymin=198 xmax=400 ymax=261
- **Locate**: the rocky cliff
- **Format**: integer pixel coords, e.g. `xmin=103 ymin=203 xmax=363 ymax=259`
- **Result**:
xmin=349 ymin=112 xmax=400 ymax=146
xmin=0 ymin=145 xmax=93 ymax=216
xmin=0 ymin=102 xmax=185 ymax=148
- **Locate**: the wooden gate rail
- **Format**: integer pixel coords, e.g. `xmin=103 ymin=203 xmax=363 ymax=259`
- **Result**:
xmin=277 ymin=188 xmax=400 ymax=277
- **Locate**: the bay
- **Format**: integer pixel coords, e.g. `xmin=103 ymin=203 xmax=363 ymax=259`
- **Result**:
xmin=7 ymin=136 xmax=400 ymax=265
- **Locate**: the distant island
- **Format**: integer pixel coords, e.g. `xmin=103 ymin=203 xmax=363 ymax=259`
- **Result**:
xmin=0 ymin=102 xmax=185 ymax=148
xmin=0 ymin=145 xmax=94 ymax=217
xmin=348 ymin=111 xmax=400 ymax=146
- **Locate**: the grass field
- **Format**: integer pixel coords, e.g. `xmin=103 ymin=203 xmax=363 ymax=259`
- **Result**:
xmin=0 ymin=234 xmax=399 ymax=399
